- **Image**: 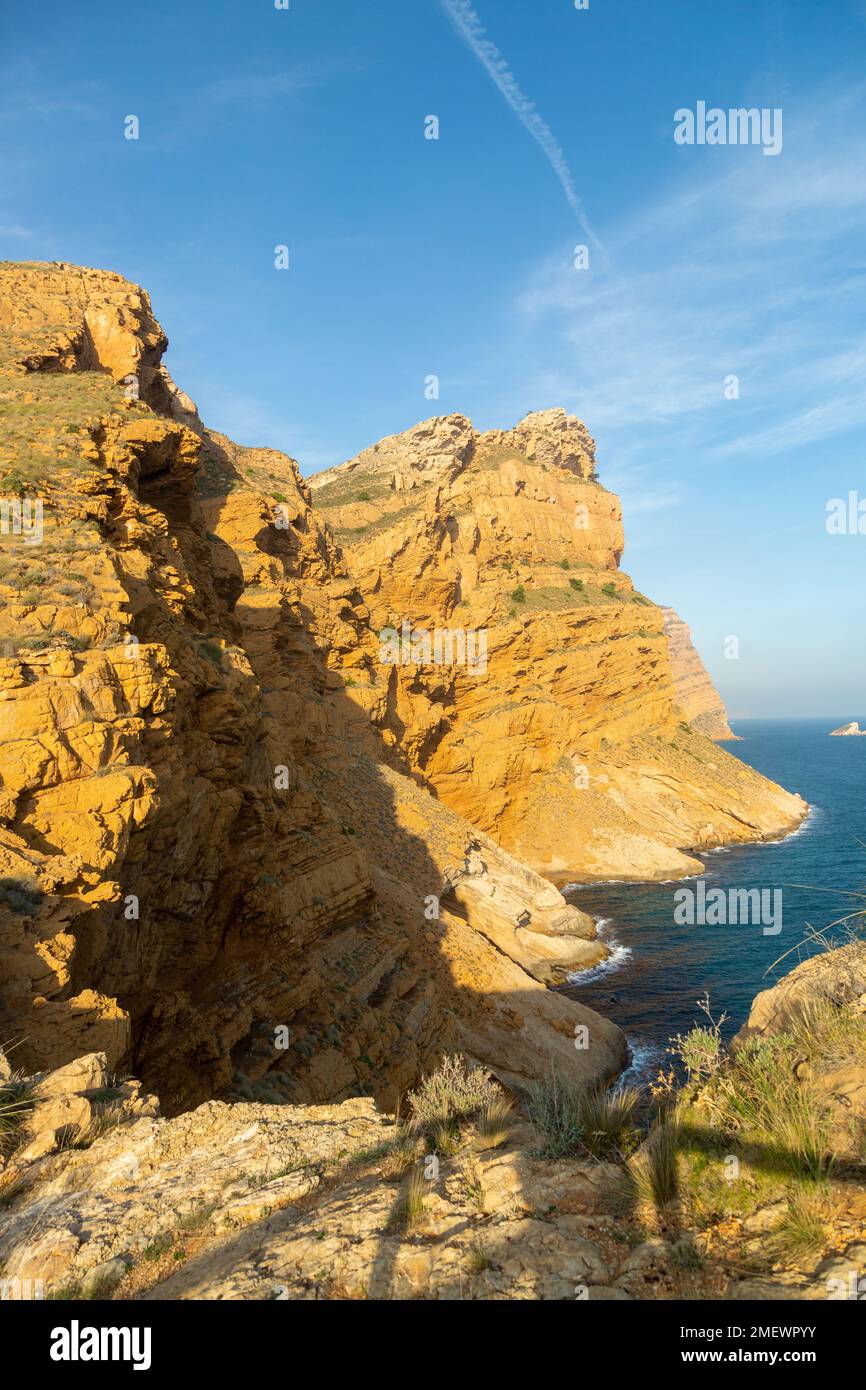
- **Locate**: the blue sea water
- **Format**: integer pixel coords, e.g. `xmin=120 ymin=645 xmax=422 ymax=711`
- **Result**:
xmin=562 ymin=718 xmax=866 ymax=1083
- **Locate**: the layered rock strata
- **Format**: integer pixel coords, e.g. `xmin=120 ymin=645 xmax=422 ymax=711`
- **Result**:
xmin=0 ymin=262 xmax=625 ymax=1113
xmin=311 ymin=411 xmax=806 ymax=881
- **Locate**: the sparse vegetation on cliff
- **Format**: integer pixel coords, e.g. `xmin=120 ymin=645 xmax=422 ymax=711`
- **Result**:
xmin=626 ymin=945 xmax=866 ymax=1279
xmin=528 ymin=1068 xmax=639 ymax=1160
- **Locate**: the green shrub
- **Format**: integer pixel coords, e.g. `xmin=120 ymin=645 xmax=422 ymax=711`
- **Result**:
xmin=719 ymin=1037 xmax=830 ymax=1180
xmin=474 ymin=1096 xmax=514 ymax=1150
xmin=679 ymin=1026 xmax=724 ymax=1080
xmin=393 ymin=1165 xmax=428 ymax=1230
xmin=527 ymin=1069 xmax=584 ymax=1158
xmin=0 ymin=876 xmax=42 ymax=915
xmin=577 ymin=1085 xmax=640 ymax=1159
xmin=773 ymin=1187 xmax=831 ymax=1257
xmin=196 ymin=640 xmax=224 ymax=668
xmin=528 ymin=1071 xmax=638 ymax=1160
xmin=569 ymin=578 xmax=584 ymax=592
xmin=510 ymin=585 xmax=526 ymax=604
xmin=631 ymin=1113 xmax=681 ymax=1211
xmin=0 ymin=1072 xmax=34 ymax=1156
xmin=407 ymin=1055 xmax=501 ymax=1137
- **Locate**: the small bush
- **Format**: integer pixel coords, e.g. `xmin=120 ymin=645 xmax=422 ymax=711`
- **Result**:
xmin=141 ymin=1232 xmax=174 ymax=1262
xmin=467 ymin=1244 xmax=493 ymax=1273
xmin=196 ymin=640 xmax=224 ymax=668
xmin=678 ymin=1026 xmax=725 ymax=1080
xmin=527 ymin=1069 xmax=584 ymax=1158
xmin=569 ymin=578 xmax=584 ymax=592
xmin=631 ymin=1113 xmax=681 ymax=1213
xmin=393 ymin=1165 xmax=428 ymax=1230
xmin=720 ymin=1037 xmax=830 ymax=1180
xmin=0 ymin=876 xmax=42 ymax=916
xmin=510 ymin=585 xmax=526 ymax=604
xmin=578 ymin=1085 xmax=641 ymax=1159
xmin=601 ymin=581 xmax=617 ymax=598
xmin=529 ymin=1071 xmax=638 ymax=1160
xmin=407 ymin=1056 xmax=501 ymax=1137
xmin=380 ymin=1131 xmax=421 ymax=1179
xmin=773 ymin=1187 xmax=830 ymax=1257
xmin=474 ymin=1096 xmax=514 ymax=1150
xmin=429 ymin=1119 xmax=462 ymax=1156
xmin=0 ymin=1073 xmax=34 ymax=1156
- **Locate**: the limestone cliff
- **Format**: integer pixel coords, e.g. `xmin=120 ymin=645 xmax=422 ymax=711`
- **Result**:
xmin=311 ymin=412 xmax=806 ymax=882
xmin=661 ymin=608 xmax=737 ymax=741
xmin=4 ymin=932 xmax=865 ymax=1304
xmin=0 ymin=262 xmax=625 ymax=1114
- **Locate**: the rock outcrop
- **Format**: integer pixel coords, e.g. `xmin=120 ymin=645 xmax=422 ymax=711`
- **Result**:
xmin=2 ymin=1000 xmax=864 ymax=1302
xmin=0 ymin=252 xmax=855 ymax=1305
xmin=830 ymin=722 xmax=866 ymax=736
xmin=736 ymin=941 xmax=866 ymax=1046
xmin=0 ymin=262 xmax=626 ymax=1116
xmin=0 ymin=1045 xmax=668 ymax=1300
xmin=311 ymin=412 xmax=806 ymax=881
xmin=731 ymin=943 xmax=866 ymax=1167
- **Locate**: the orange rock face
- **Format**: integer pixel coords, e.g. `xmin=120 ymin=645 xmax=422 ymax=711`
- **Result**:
xmin=311 ymin=412 xmax=807 ymax=882
xmin=0 ymin=262 xmax=627 ymax=1111
xmin=661 ymin=608 xmax=736 ymax=741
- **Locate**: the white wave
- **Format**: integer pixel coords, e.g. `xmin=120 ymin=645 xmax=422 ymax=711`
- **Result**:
xmin=618 ymin=1037 xmax=665 ymax=1087
xmin=761 ymin=805 xmax=821 ymax=844
xmin=566 ymin=927 xmax=631 ymax=985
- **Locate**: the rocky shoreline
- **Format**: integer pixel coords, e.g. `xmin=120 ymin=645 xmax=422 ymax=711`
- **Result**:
xmin=0 ymin=261 xmax=841 ymax=1303
xmin=1 ymin=941 xmax=862 ymax=1302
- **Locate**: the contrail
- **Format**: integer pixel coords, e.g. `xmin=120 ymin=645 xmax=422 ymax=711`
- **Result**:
xmin=440 ymin=0 xmax=603 ymax=251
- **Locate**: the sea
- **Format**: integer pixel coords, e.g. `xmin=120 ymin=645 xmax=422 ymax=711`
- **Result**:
xmin=562 ymin=718 xmax=866 ymax=1085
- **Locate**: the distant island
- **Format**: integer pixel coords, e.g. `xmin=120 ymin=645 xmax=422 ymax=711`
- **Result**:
xmin=830 ymin=721 xmax=866 ymax=736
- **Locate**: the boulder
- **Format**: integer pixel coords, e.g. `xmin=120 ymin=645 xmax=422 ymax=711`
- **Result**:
xmin=735 ymin=943 xmax=866 ymax=1045
xmin=31 ymin=1053 xmax=108 ymax=1100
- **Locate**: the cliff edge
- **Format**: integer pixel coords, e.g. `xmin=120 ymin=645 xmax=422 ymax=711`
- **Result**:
xmin=310 ymin=411 xmax=806 ymax=881
xmin=0 ymin=261 xmax=625 ymax=1113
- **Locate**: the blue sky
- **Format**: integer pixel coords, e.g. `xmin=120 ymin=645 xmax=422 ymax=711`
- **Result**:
xmin=2 ymin=0 xmax=865 ymax=717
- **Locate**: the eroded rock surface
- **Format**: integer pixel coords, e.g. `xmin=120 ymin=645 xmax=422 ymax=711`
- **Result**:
xmin=311 ymin=411 xmax=806 ymax=880
xmin=0 ymin=261 xmax=624 ymax=1114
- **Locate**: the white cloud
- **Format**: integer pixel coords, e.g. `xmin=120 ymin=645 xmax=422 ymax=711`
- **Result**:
xmin=511 ymin=87 xmax=866 ymax=465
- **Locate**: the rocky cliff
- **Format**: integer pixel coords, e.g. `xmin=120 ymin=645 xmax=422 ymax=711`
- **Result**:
xmin=0 ymin=262 xmax=625 ymax=1115
xmin=310 ymin=412 xmax=805 ymax=882
xmin=0 ymin=263 xmax=852 ymax=1309
xmin=2 ymin=944 xmax=863 ymax=1301
xmin=661 ymin=608 xmax=737 ymax=740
